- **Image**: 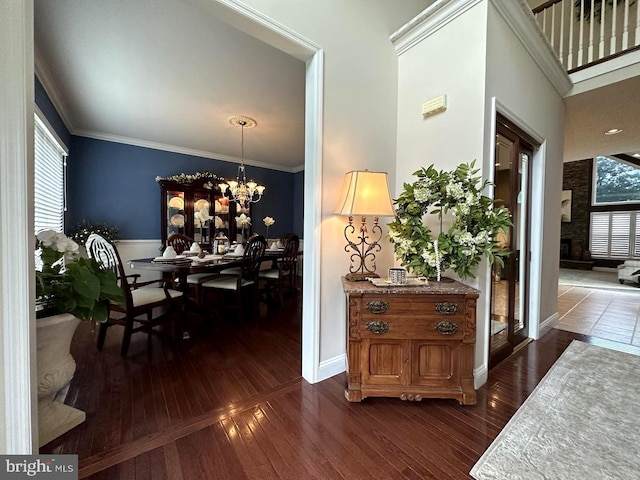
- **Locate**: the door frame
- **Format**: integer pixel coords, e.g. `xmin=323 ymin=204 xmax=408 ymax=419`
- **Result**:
xmin=489 ymin=114 xmax=535 ymax=368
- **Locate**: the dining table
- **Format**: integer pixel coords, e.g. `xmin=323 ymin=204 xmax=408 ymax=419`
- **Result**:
xmin=127 ymin=248 xmax=289 ymax=338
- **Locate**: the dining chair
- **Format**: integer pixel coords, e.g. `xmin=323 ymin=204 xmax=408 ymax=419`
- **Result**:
xmin=166 ymin=232 xmax=219 ymax=305
xmin=201 ymin=235 xmax=267 ymax=321
xmin=85 ymin=233 xmax=183 ymax=357
xmin=166 ymin=232 xmax=192 ymax=254
xmin=259 ymin=234 xmax=300 ymax=306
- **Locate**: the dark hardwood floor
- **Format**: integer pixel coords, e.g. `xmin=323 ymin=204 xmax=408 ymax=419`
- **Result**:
xmin=40 ymin=287 xmax=634 ymax=479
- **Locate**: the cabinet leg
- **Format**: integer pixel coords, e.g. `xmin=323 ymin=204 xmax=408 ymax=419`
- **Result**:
xmin=344 ymin=389 xmax=362 ymax=402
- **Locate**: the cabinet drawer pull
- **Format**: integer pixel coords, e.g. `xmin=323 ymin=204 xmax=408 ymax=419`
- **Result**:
xmin=435 ymin=302 xmax=458 ymax=315
xmin=366 ymin=321 xmax=389 ymax=334
xmin=434 ymin=321 xmax=458 ymax=335
xmin=366 ymin=300 xmax=389 ymax=314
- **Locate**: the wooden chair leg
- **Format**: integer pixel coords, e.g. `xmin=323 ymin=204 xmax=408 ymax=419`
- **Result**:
xmin=121 ymin=321 xmax=133 ymax=357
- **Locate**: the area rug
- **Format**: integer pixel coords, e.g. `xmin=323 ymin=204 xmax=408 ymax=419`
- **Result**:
xmin=470 ymin=340 xmax=640 ymax=480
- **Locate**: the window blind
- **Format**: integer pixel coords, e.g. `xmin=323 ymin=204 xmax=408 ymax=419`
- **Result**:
xmin=590 ymin=211 xmax=640 ymax=258
xmin=34 ymin=114 xmax=67 ymax=234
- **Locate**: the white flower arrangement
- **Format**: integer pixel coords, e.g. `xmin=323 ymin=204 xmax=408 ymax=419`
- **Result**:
xmin=155 ymin=171 xmax=223 ymax=187
xmin=263 ymin=216 xmax=275 ymax=238
xmin=236 ymin=213 xmax=251 ymax=241
xmin=388 ymin=161 xmax=512 ymax=280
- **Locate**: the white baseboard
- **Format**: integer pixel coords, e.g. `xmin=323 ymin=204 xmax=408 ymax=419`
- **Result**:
xmin=474 ymin=364 xmax=488 ymax=390
xmin=539 ymin=312 xmax=560 ymax=338
xmin=317 ymin=354 xmax=346 ymax=382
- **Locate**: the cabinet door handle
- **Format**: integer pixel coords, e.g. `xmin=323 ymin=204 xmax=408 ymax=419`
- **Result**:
xmin=366 ymin=300 xmax=389 ymax=314
xmin=434 ymin=321 xmax=458 ymax=335
xmin=366 ymin=321 xmax=389 ymax=334
xmin=435 ymin=302 xmax=458 ymax=315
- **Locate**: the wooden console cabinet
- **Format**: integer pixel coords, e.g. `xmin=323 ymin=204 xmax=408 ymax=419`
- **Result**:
xmin=342 ymin=278 xmax=479 ymax=405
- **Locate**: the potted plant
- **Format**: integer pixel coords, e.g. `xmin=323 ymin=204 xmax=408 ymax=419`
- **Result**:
xmin=35 ymin=230 xmax=124 ymax=446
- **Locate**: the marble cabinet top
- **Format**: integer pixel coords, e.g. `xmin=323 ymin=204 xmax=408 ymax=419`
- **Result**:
xmin=341 ymin=276 xmax=479 ymax=296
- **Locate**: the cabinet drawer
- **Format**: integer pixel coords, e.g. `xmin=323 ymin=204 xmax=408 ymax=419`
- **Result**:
xmin=360 ymin=316 xmax=464 ymax=339
xmin=358 ymin=296 xmax=465 ymax=339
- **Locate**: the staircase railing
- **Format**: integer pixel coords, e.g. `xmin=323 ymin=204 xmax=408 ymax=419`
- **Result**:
xmin=532 ymin=0 xmax=640 ymax=72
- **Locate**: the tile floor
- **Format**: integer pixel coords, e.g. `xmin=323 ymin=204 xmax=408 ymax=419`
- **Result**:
xmin=556 ymin=268 xmax=640 ymax=347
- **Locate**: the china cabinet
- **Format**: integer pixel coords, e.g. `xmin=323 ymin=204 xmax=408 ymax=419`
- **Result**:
xmin=342 ymin=278 xmax=479 ymax=405
xmin=159 ymin=178 xmax=241 ymax=250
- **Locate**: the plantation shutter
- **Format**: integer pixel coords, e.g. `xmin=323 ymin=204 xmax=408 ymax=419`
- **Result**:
xmin=34 ymin=113 xmax=67 ymax=234
xmin=590 ymin=211 xmax=639 ymax=258
xmin=589 ymin=212 xmax=610 ymax=257
xmin=610 ymin=213 xmax=631 ymax=257
xmin=634 ymin=212 xmax=640 ymax=257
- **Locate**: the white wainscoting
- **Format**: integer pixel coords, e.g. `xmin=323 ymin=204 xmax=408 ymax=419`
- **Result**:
xmin=116 ymin=239 xmax=163 ymax=283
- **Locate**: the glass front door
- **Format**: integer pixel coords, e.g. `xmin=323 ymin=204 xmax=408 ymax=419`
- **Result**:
xmin=490 ymin=117 xmax=535 ymax=368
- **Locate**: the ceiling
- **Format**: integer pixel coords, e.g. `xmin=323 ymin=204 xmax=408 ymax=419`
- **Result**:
xmin=564 ymin=75 xmax=640 ymax=162
xmin=34 ymin=0 xmax=432 ymax=172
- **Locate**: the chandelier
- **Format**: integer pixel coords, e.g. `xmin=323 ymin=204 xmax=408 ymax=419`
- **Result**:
xmin=219 ymin=116 xmax=265 ymax=205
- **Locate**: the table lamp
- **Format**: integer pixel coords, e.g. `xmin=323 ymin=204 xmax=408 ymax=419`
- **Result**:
xmin=334 ymin=170 xmax=395 ymax=281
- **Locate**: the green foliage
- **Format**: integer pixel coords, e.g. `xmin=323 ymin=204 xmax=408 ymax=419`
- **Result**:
xmin=69 ymin=219 xmax=120 ymax=246
xmin=388 ymin=161 xmax=512 ymax=280
xmin=594 ymin=156 xmax=640 ymax=203
xmin=36 ymin=231 xmax=124 ymax=321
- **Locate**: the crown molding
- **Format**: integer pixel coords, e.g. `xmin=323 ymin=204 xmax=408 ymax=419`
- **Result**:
xmin=391 ymin=0 xmax=483 ymax=56
xmin=73 ymin=129 xmax=300 ymax=173
xmin=489 ymin=0 xmax=572 ymax=96
xmin=33 ymin=47 xmax=75 ymax=133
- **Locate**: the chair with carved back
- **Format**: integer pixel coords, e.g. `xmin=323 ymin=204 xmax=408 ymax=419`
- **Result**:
xmin=259 ymin=234 xmax=300 ymax=306
xmin=85 ymin=233 xmax=183 ymax=357
xmin=166 ymin=232 xmax=192 ymax=255
xmin=201 ymin=235 xmax=266 ymax=321
xmin=166 ymin=233 xmax=218 ymax=305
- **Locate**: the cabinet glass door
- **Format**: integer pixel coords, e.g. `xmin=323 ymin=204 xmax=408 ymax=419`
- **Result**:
xmin=166 ymin=190 xmax=185 ymax=239
xmin=214 ymin=195 xmax=231 ymax=239
xmin=193 ymin=192 xmax=211 ymax=246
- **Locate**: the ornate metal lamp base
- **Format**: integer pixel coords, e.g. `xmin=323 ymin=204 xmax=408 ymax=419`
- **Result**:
xmin=345 ymin=272 xmax=379 ymax=282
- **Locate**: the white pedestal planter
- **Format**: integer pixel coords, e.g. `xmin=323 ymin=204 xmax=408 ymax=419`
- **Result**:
xmin=36 ymin=312 xmax=86 ymax=447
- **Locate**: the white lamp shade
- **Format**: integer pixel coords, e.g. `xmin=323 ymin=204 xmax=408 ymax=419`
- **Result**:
xmin=334 ymin=170 xmax=395 ymax=216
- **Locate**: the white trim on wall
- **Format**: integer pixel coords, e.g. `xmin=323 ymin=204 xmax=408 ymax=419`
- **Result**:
xmin=72 ymin=129 xmax=303 ymax=174
xmin=539 ymin=312 xmax=560 ymax=338
xmin=489 ymin=0 xmax=572 ymax=96
xmin=1 ymin=0 xmax=37 ymax=453
xmin=213 ymin=0 xmax=324 ymax=385
xmin=391 ymin=0 xmax=483 ymax=55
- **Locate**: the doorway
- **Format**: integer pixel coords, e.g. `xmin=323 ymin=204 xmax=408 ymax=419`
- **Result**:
xmin=489 ymin=114 xmax=537 ymax=368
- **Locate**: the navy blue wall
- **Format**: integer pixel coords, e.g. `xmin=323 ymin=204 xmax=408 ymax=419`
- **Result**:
xmin=35 ymin=76 xmax=303 ymax=240
xmin=35 ymin=76 xmax=71 ymax=148
xmin=67 ymin=137 xmax=301 ymax=240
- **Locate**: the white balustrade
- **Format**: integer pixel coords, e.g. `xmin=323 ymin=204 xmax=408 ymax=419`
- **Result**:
xmin=533 ymin=0 xmax=639 ymax=72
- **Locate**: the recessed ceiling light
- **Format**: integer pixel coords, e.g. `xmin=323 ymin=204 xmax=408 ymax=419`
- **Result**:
xmin=634 ymin=153 xmax=640 ymax=158
xmin=604 ymin=128 xmax=623 ymax=135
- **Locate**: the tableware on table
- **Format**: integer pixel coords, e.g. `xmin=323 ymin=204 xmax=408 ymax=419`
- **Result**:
xmin=163 ymin=246 xmax=177 ymax=259
xmin=189 ymin=242 xmax=201 ymax=254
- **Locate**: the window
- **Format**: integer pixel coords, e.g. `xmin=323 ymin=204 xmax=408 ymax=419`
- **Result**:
xmin=593 ymin=156 xmax=640 ymax=205
xmin=34 ymin=112 xmax=67 ymax=234
xmin=590 ymin=211 xmax=640 ymax=258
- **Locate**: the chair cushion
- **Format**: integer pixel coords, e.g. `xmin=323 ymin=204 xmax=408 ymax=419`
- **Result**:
xmin=201 ymin=276 xmax=253 ymax=291
xmin=219 ymin=267 xmax=241 ymax=275
xmin=131 ymin=287 xmax=182 ymax=307
xmin=186 ymin=273 xmax=219 ymax=285
xmin=258 ymin=268 xmax=279 ymax=279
